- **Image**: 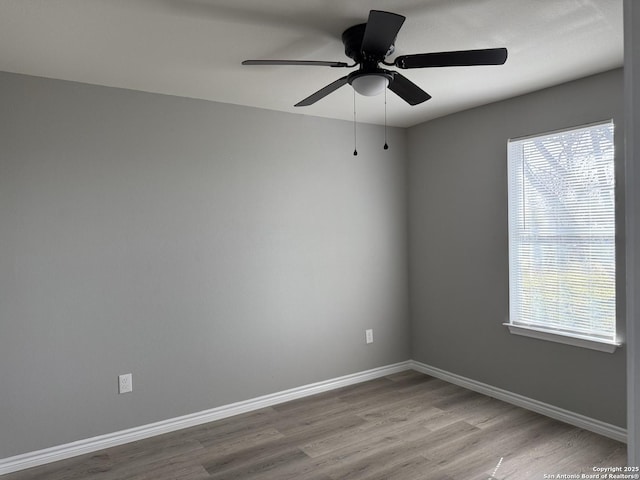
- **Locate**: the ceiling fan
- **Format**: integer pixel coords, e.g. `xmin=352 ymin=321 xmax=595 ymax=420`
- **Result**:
xmin=242 ymin=10 xmax=508 ymax=107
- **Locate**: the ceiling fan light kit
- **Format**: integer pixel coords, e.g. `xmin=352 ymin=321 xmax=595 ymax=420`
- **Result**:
xmin=243 ymin=9 xmax=508 ymax=107
xmin=350 ymin=72 xmax=391 ymax=96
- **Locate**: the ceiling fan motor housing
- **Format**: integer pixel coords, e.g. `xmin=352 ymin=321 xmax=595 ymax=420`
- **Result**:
xmin=342 ymin=23 xmax=395 ymax=64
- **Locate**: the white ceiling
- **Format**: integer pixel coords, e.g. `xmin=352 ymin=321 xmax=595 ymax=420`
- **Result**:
xmin=0 ymin=0 xmax=623 ymax=128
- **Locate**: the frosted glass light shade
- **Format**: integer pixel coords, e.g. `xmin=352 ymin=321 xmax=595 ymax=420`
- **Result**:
xmin=351 ymin=75 xmax=389 ymax=96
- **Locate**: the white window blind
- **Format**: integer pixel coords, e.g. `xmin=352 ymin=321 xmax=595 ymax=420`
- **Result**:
xmin=507 ymin=121 xmax=616 ymax=344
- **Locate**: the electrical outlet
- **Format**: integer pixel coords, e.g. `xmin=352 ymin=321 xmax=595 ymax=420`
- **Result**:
xmin=365 ymin=329 xmax=373 ymax=344
xmin=118 ymin=373 xmax=133 ymax=394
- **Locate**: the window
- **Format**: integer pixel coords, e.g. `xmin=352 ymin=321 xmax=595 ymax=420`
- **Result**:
xmin=506 ymin=121 xmax=618 ymax=352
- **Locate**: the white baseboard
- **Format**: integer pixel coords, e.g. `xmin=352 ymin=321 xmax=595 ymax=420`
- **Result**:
xmin=0 ymin=361 xmax=411 ymax=475
xmin=409 ymin=360 xmax=627 ymax=443
xmin=1 ymin=359 xmax=627 ymax=475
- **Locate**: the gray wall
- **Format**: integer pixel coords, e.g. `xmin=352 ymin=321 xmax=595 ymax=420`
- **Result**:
xmin=407 ymin=69 xmax=626 ymax=427
xmin=0 ymin=72 xmax=411 ymax=458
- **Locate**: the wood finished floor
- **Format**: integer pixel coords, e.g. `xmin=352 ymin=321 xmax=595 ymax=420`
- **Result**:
xmin=3 ymin=371 xmax=627 ymax=480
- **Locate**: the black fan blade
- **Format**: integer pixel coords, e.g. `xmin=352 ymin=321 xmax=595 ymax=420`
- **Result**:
xmin=395 ymin=48 xmax=508 ymax=69
xmin=361 ymin=10 xmax=406 ymax=57
xmin=242 ymin=60 xmax=349 ymax=67
xmin=295 ymin=76 xmax=349 ymax=107
xmin=388 ymin=72 xmax=431 ymax=106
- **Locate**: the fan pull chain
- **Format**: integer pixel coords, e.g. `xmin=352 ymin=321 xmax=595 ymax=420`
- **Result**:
xmin=353 ymin=89 xmax=358 ymax=156
xmin=384 ymin=88 xmax=389 ymax=150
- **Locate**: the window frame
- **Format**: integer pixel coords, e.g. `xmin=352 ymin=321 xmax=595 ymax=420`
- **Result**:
xmin=504 ymin=120 xmax=620 ymax=353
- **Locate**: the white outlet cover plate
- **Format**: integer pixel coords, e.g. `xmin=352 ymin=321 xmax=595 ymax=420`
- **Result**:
xmin=365 ymin=329 xmax=373 ymax=344
xmin=118 ymin=373 xmax=133 ymax=394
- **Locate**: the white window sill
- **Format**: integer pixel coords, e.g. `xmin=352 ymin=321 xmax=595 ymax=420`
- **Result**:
xmin=503 ymin=323 xmax=621 ymax=353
